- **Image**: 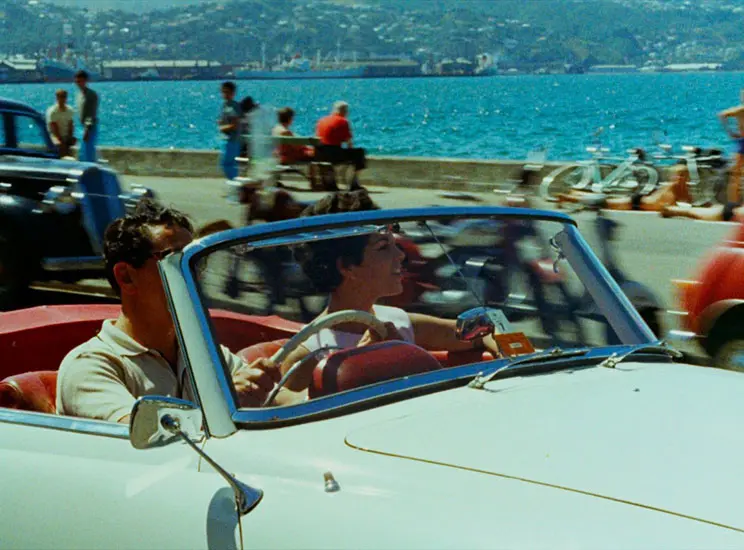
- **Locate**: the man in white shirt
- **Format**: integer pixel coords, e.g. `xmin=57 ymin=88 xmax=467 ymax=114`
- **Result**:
xmin=46 ymin=89 xmax=76 ymax=158
xmin=57 ymin=200 xmax=291 ymax=423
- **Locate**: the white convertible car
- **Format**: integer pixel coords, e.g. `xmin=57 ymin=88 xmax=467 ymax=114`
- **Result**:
xmin=1 ymin=206 xmax=743 ymax=549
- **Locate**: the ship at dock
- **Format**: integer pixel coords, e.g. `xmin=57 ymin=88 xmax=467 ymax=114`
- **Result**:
xmin=234 ymin=50 xmax=421 ymax=80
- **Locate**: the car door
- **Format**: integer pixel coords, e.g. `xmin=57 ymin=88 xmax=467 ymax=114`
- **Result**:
xmin=0 ymin=410 xmax=245 ymax=550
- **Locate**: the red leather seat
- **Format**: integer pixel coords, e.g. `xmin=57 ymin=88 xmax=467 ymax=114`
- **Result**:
xmin=310 ymin=341 xmax=442 ymax=398
xmin=0 ymin=371 xmax=58 ymax=414
xmin=238 ymin=339 xmax=442 ymax=399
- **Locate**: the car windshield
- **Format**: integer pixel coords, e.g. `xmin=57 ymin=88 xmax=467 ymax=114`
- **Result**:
xmin=185 ymin=209 xmax=655 ymax=413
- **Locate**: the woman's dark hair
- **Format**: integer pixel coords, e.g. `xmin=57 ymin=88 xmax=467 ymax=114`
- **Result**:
xmin=294 ymin=190 xmax=380 ymax=292
xmin=103 ymin=199 xmax=193 ymax=296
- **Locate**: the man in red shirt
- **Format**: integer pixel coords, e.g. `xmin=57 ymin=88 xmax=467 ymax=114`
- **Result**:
xmin=315 ymin=101 xmax=366 ymax=190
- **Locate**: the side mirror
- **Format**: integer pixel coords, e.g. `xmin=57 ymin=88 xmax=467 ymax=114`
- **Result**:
xmin=130 ymin=395 xmax=203 ymax=450
xmin=129 ymin=396 xmax=263 ymax=515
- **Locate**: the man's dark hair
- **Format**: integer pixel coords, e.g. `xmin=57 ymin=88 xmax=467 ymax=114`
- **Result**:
xmin=221 ymin=81 xmax=236 ymax=93
xmin=294 ymin=190 xmax=380 ymax=292
xmin=277 ymin=107 xmax=295 ymax=125
xmin=103 ymin=199 xmax=193 ymax=296
xmin=74 ymin=70 xmax=89 ymax=80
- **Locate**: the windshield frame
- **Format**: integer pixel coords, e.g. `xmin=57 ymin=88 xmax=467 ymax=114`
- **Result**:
xmin=169 ymin=206 xmax=656 ymax=427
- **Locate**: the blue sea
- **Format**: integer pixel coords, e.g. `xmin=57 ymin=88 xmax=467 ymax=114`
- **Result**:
xmin=2 ymin=72 xmax=743 ymax=161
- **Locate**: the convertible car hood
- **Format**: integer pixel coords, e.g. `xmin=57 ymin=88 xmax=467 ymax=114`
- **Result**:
xmin=345 ymin=361 xmax=744 ymax=531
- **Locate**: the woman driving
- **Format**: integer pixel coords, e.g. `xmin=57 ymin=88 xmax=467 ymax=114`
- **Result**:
xmin=277 ymin=190 xmax=503 ymax=391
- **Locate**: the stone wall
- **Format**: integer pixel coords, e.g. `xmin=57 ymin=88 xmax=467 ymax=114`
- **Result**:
xmin=97 ymin=146 xmax=675 ymax=192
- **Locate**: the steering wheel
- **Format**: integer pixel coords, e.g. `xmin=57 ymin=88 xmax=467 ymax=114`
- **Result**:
xmin=262 ymin=310 xmax=388 ymax=407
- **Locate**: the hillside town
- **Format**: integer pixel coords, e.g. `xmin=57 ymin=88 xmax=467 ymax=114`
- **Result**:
xmin=0 ymin=0 xmax=743 ymax=83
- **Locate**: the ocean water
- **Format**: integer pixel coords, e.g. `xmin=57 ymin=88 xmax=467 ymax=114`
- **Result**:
xmin=1 ymin=72 xmax=743 ymax=161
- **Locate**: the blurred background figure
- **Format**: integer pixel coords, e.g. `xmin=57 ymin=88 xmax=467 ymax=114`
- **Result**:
xmin=46 ymin=89 xmax=76 ymax=158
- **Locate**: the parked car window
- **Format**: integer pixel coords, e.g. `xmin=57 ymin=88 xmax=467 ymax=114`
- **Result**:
xmin=0 ymin=116 xmax=7 ymax=147
xmin=13 ymin=114 xmax=51 ymax=153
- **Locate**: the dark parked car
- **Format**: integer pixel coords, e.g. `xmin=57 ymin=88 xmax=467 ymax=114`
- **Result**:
xmin=0 ymin=98 xmax=150 ymax=310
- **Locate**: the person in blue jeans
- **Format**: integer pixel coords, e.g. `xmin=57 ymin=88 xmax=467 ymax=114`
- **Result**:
xmin=218 ymin=81 xmax=242 ymax=180
xmin=74 ymin=70 xmax=99 ymax=163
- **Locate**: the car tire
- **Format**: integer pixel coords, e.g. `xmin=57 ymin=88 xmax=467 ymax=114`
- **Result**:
xmin=0 ymin=229 xmax=31 ymax=311
xmin=712 ymin=339 xmax=744 ymax=372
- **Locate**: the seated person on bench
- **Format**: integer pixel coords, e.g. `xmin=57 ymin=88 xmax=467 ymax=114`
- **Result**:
xmin=315 ymin=101 xmax=366 ymax=191
xmin=272 ymin=107 xmax=317 ymax=187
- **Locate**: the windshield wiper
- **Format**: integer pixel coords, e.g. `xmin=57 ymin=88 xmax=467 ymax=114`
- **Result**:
xmin=597 ymin=342 xmax=684 ymax=369
xmin=469 ymin=347 xmax=590 ymax=389
xmin=468 ymin=342 xmax=684 ymax=390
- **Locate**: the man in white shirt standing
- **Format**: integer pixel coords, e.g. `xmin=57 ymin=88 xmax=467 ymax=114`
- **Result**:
xmin=45 ymin=89 xmax=76 ymax=158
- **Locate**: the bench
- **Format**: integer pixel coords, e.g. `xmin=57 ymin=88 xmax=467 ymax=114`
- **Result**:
xmin=236 ymin=135 xmax=354 ymax=191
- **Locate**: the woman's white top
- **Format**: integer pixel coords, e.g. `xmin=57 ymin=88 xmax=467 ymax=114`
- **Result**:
xmin=303 ymin=305 xmax=415 ymax=352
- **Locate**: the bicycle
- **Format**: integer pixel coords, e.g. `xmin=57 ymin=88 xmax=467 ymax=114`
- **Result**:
xmin=653 ymin=143 xmax=728 ymax=206
xmin=540 ymin=128 xmax=659 ymax=201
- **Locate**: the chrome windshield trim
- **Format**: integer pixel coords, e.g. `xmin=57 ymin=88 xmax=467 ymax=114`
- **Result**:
xmin=159 ymin=253 xmax=237 ymax=438
xmin=0 ymin=408 xmax=129 ymax=439
xmin=230 ymin=345 xmax=647 ymax=426
xmin=187 ymin=207 xmax=577 ymax=254
xmin=41 ymin=256 xmax=104 ymax=271
xmin=556 ymin=225 xmax=655 ymax=345
xmin=229 ymin=224 xmax=385 ymax=253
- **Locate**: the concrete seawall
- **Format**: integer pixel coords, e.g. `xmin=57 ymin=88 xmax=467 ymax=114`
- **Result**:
xmin=97 ymin=146 xmax=674 ymax=192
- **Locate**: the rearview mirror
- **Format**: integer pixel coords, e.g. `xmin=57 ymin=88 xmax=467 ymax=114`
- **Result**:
xmin=456 ymin=307 xmax=513 ymax=342
xmin=129 ymin=396 xmax=204 ymax=450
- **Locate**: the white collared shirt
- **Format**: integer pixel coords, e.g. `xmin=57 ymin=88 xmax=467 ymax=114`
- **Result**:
xmin=56 ymin=319 xmax=245 ymax=422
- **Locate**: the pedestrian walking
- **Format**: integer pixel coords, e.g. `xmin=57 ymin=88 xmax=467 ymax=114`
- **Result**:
xmin=218 ymin=81 xmax=241 ymax=180
xmin=74 ymin=70 xmax=99 ymax=163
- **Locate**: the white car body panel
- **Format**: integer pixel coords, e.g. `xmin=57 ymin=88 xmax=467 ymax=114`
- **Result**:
xmin=192 ymin=361 xmax=744 ymax=548
xmin=0 ymin=418 xmax=241 ymax=550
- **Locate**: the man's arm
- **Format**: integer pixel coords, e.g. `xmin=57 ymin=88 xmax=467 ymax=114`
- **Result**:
xmin=49 ymin=121 xmax=62 ymax=143
xmin=220 ymin=117 xmax=239 ymax=133
xmin=342 ymin=119 xmax=353 ymax=148
xmin=718 ymin=106 xmax=744 ymax=138
xmin=224 ymin=347 xmax=303 ymax=406
xmin=81 ymin=92 xmax=98 ymax=129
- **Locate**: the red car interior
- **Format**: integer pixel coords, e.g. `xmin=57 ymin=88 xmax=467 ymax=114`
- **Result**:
xmin=309 ymin=341 xmax=443 ymax=398
xmin=1 ymin=305 xmax=493 ymax=414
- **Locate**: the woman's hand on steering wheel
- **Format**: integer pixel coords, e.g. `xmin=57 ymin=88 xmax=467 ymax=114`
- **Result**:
xmin=357 ymin=322 xmax=403 ymax=347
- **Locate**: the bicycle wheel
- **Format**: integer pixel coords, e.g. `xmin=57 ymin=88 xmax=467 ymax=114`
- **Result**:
xmin=607 ymin=165 xmax=658 ymax=196
xmin=633 ymin=165 xmax=659 ymax=196
xmin=539 ymin=164 xmax=589 ymax=201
